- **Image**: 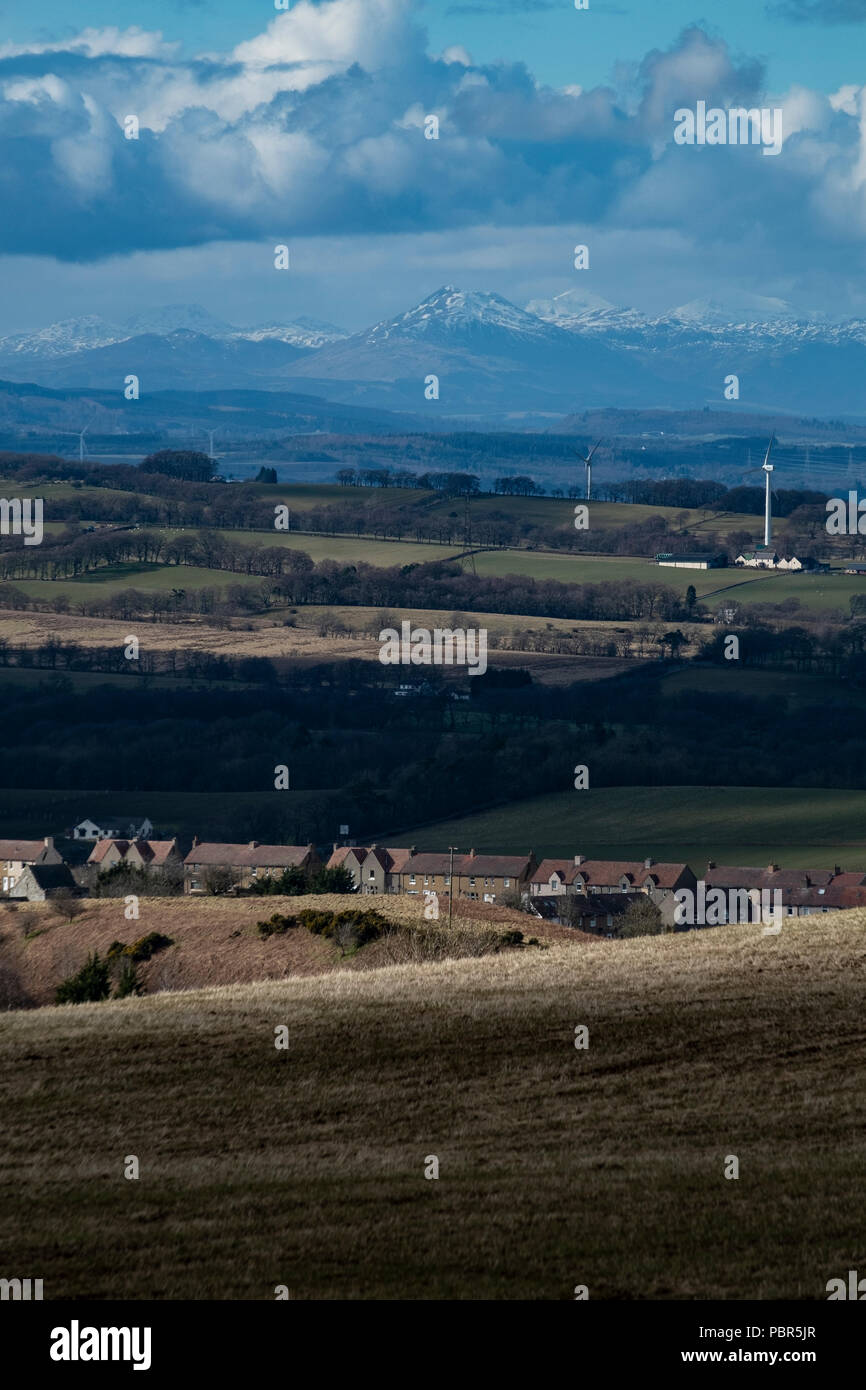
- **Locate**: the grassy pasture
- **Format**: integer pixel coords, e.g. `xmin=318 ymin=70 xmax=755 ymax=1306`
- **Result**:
xmin=400 ymin=785 xmax=866 ymax=871
xmin=1 ymin=911 xmax=864 ymax=1298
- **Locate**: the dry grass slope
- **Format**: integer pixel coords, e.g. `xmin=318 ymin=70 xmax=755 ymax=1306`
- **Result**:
xmin=1 ymin=911 xmax=864 ymax=1300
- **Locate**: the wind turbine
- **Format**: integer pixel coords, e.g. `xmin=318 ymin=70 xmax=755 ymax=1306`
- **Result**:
xmin=199 ymin=428 xmax=224 ymax=466
xmin=742 ymin=435 xmax=777 ymax=550
xmin=55 ymin=424 xmax=93 ymax=461
xmin=579 ymin=440 xmax=603 ymax=500
xmin=760 ymin=435 xmax=776 ymax=547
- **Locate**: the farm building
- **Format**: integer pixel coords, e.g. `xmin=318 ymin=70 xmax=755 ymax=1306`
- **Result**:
xmin=656 ymin=553 xmax=727 ymax=570
xmin=736 ymin=547 xmax=779 ymax=568
xmin=72 ymin=814 xmax=154 ymax=841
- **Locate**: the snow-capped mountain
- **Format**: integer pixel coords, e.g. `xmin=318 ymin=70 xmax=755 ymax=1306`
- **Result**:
xmin=0 ymin=303 xmax=348 ymax=363
xmin=4 ymin=288 xmax=866 ymax=415
xmin=234 ymin=316 xmax=346 ymax=349
xmin=124 ymin=304 xmax=237 ymax=337
xmin=359 ymin=285 xmax=564 ymax=348
xmin=527 ymin=288 xmax=866 ymax=356
xmin=0 ymin=315 xmax=123 ymax=358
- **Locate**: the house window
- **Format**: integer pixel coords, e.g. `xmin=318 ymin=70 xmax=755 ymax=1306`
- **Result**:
xmin=469 ymin=877 xmax=476 ymax=887
xmin=444 ymin=875 xmax=450 ymax=885
xmin=409 ymin=874 xmax=416 ymax=885
xmin=250 ymin=868 xmax=258 ymax=878
xmin=424 ymin=876 xmax=430 ymax=885
xmin=504 ymin=878 xmax=510 ymax=887
xmin=369 ymin=869 xmax=375 ymax=878
xmin=190 ymin=879 xmax=200 ymax=891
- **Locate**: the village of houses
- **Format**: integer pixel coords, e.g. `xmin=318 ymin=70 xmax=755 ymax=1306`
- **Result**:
xmin=3 ymin=811 xmax=866 ymax=932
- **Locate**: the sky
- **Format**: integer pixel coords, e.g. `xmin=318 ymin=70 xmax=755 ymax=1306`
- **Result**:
xmin=2 ymin=0 xmax=866 ymax=334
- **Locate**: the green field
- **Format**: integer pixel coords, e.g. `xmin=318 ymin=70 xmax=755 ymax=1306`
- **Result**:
xmin=399 ymin=785 xmax=866 ymax=871
xmin=13 ymin=564 xmax=262 ymax=603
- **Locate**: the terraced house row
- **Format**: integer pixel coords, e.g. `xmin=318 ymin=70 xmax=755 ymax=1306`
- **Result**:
xmin=3 ymin=835 xmax=866 ymax=919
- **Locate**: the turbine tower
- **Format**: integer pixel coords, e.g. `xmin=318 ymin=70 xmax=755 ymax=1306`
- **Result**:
xmin=580 ymin=440 xmax=602 ymax=501
xmin=79 ymin=427 xmax=88 ymax=462
xmin=761 ymin=436 xmax=776 ymax=547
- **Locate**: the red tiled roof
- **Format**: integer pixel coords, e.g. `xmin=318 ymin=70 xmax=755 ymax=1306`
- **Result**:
xmin=142 ymin=840 xmax=178 ymax=866
xmin=576 ymin=860 xmax=691 ymax=890
xmin=87 ymin=839 xmax=129 ymax=864
xmin=183 ymin=843 xmax=314 ymax=868
xmin=403 ymin=853 xmax=455 ymax=876
xmin=461 ymin=853 xmax=533 ymax=877
xmin=531 ymin=859 xmax=583 ymax=886
xmin=0 ymin=840 xmax=55 ymax=862
xmin=705 ymin=866 xmax=835 ymax=891
xmin=383 ymin=847 xmax=413 ymax=872
xmin=326 ymin=846 xmax=367 ymax=869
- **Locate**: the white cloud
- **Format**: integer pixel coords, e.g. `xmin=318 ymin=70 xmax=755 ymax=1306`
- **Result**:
xmin=0 ymin=26 xmax=177 ymax=60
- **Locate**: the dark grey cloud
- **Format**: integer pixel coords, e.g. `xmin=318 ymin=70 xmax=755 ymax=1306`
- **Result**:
xmin=0 ymin=0 xmax=862 ymax=312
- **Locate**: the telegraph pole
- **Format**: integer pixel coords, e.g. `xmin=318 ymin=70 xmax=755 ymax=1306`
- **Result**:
xmin=448 ymin=846 xmax=457 ymax=928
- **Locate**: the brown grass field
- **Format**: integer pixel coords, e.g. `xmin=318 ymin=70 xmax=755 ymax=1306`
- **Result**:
xmin=0 ymin=604 xmax=705 ymax=682
xmin=0 ymin=893 xmax=582 ymax=1008
xmin=1 ymin=904 xmax=864 ymax=1300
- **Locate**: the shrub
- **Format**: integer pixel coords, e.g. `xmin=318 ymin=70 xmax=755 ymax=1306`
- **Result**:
xmin=296 ymin=908 xmax=336 ymax=937
xmin=497 ymin=929 xmax=525 ymax=949
xmin=617 ymin=899 xmax=667 ymax=938
xmin=124 ymin=932 xmax=174 ymax=962
xmin=51 ymin=890 xmax=84 ymax=921
xmin=55 ymin=952 xmax=111 ymax=1005
xmin=114 ymin=962 xmax=143 ymax=998
xmin=334 ymin=908 xmax=388 ymax=946
xmin=257 ymin=913 xmax=298 ymax=938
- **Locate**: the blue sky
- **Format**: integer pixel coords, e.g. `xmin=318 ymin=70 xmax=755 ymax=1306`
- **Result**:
xmin=2 ymin=0 xmax=862 ymax=93
xmin=1 ymin=0 xmax=866 ymax=334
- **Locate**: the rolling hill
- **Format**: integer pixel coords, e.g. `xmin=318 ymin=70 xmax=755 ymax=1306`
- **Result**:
xmin=2 ymin=909 xmax=864 ymax=1298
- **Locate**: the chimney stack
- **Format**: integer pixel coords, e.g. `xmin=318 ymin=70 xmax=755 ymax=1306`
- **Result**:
xmin=44 ymin=836 xmax=54 ymax=849
xmin=574 ymin=854 xmax=585 ymax=866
